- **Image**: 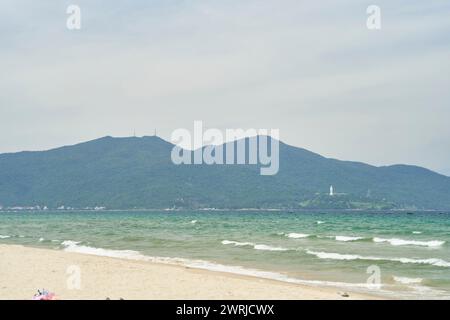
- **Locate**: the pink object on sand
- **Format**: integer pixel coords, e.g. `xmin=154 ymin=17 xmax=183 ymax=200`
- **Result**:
xmin=32 ymin=289 xmax=58 ymax=300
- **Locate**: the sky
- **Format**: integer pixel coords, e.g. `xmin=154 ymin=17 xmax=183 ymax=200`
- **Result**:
xmin=1 ymin=0 xmax=450 ymax=175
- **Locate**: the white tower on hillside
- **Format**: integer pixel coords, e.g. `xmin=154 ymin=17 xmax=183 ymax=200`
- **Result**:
xmin=329 ymin=185 xmax=334 ymax=196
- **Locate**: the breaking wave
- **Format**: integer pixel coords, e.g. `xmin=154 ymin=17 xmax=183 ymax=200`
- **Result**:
xmin=373 ymin=237 xmax=445 ymax=247
xmin=306 ymin=250 xmax=450 ymax=268
xmin=285 ymin=233 xmax=310 ymax=239
xmin=335 ymin=236 xmax=365 ymax=242
xmin=59 ymin=240 xmax=373 ymax=290
xmin=222 ymin=240 xmax=289 ymax=251
xmin=393 ymin=276 xmax=423 ymax=284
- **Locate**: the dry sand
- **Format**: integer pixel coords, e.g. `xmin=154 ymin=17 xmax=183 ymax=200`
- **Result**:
xmin=0 ymin=244 xmax=381 ymax=300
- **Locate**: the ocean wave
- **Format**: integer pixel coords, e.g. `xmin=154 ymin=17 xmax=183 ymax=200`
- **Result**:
xmin=286 ymin=233 xmax=310 ymax=239
xmin=61 ymin=240 xmax=188 ymax=264
xmin=373 ymin=237 xmax=445 ymax=247
xmin=306 ymin=250 xmax=363 ymax=261
xmin=306 ymin=250 xmax=450 ymax=267
xmin=57 ymin=239 xmax=449 ymax=298
xmin=222 ymin=240 xmax=289 ymax=251
xmin=186 ymin=260 xmax=374 ymax=289
xmin=393 ymin=276 xmax=423 ymax=284
xmin=335 ymin=236 xmax=365 ymax=242
xmin=396 ymin=258 xmax=450 ymax=268
xmin=59 ymin=240 xmax=372 ymax=290
xmin=0 ymin=235 xmax=11 ymax=239
xmin=221 ymin=240 xmax=254 ymax=247
xmin=61 ymin=240 xmax=81 ymax=246
xmin=254 ymin=244 xmax=289 ymax=251
xmin=392 ymin=277 xmax=449 ymax=298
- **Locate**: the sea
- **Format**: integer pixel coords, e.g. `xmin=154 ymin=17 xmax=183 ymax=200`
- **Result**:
xmin=1 ymin=210 xmax=449 ymax=299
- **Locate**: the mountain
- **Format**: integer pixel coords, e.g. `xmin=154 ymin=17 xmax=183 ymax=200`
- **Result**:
xmin=0 ymin=136 xmax=449 ymax=210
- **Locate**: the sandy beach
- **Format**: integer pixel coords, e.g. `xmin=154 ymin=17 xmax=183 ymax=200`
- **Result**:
xmin=0 ymin=244 xmax=381 ymax=300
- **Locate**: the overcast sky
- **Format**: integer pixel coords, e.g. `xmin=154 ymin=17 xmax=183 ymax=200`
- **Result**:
xmin=1 ymin=0 xmax=449 ymax=175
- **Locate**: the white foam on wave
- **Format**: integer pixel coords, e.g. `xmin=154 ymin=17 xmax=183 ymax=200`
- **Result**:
xmin=61 ymin=240 xmax=81 ymax=246
xmin=393 ymin=276 xmax=423 ymax=284
xmin=254 ymin=244 xmax=289 ymax=251
xmin=222 ymin=240 xmax=289 ymax=251
xmin=306 ymin=250 xmax=450 ymax=268
xmin=58 ymin=239 xmax=450 ymax=298
xmin=397 ymin=257 xmax=450 ymax=268
xmin=0 ymin=235 xmax=11 ymax=239
xmin=221 ymin=240 xmax=254 ymax=247
xmin=61 ymin=240 xmax=188 ymax=265
xmin=59 ymin=239 xmax=373 ymax=290
xmin=38 ymin=238 xmax=45 ymax=242
xmin=335 ymin=236 xmax=365 ymax=242
xmin=373 ymin=237 xmax=445 ymax=247
xmin=392 ymin=276 xmax=449 ymax=298
xmin=412 ymin=231 xmax=422 ymax=234
xmin=186 ymin=260 xmax=374 ymax=289
xmin=316 ymin=221 xmax=325 ymax=224
xmin=286 ymin=233 xmax=310 ymax=239
xmin=306 ymin=250 xmax=362 ymax=261
xmin=190 ymin=220 xmax=197 ymax=224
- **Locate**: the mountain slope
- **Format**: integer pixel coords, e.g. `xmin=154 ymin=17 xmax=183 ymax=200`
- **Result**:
xmin=0 ymin=136 xmax=449 ymax=210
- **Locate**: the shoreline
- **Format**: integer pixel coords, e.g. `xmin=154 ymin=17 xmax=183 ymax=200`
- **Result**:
xmin=0 ymin=244 xmax=382 ymax=300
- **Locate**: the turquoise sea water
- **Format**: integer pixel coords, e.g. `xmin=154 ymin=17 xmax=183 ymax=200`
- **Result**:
xmin=1 ymin=210 xmax=449 ymax=299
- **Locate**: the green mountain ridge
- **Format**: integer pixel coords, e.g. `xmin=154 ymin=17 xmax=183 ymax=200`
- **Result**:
xmin=1 ymin=136 xmax=449 ymax=210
